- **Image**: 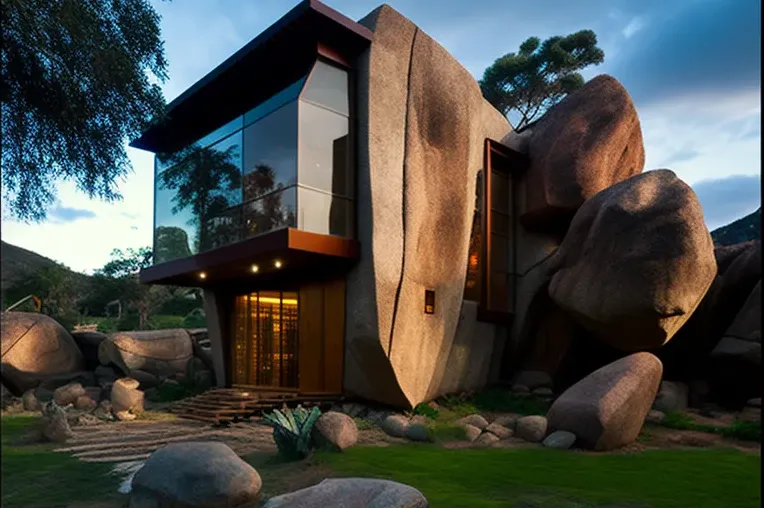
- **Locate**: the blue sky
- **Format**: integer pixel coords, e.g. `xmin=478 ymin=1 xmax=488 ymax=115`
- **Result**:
xmin=1 ymin=0 xmax=760 ymax=273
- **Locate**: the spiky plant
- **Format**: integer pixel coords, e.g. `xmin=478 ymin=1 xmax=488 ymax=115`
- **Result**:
xmin=262 ymin=405 xmax=322 ymax=460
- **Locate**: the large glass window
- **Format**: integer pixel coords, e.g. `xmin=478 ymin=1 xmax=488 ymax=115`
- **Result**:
xmin=243 ymin=101 xmax=298 ymax=200
xmin=244 ymin=78 xmax=305 ymax=127
xmin=156 ymin=115 xmax=243 ymax=174
xmin=243 ymin=187 xmax=297 ymax=239
xmin=298 ymin=102 xmax=350 ymax=197
xmin=301 ymin=60 xmax=349 ymax=115
xmin=297 ymin=187 xmax=353 ymax=237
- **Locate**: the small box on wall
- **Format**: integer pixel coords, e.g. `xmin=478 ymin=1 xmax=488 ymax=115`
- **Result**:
xmin=424 ymin=289 xmax=435 ymax=314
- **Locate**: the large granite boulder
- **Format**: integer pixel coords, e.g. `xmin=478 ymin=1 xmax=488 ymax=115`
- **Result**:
xmin=111 ymin=377 xmax=144 ymax=413
xmin=521 ymin=75 xmax=645 ymax=229
xmin=548 ymin=170 xmax=716 ymax=351
xmin=129 ymin=442 xmax=262 ymax=508
xmin=1 ymin=312 xmax=85 ymax=394
xmin=344 ymin=4 xmax=511 ymax=408
xmin=262 ymin=478 xmax=428 ymax=508
xmin=314 ymin=411 xmax=358 ymax=451
xmin=546 ymin=352 xmax=662 ymax=451
xmin=98 ymin=329 xmax=193 ymax=378
xmin=71 ymin=331 xmax=108 ymax=370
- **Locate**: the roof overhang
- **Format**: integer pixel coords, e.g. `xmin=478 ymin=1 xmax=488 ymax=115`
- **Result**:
xmin=139 ymin=228 xmax=360 ymax=288
xmin=130 ymin=0 xmax=373 ymax=154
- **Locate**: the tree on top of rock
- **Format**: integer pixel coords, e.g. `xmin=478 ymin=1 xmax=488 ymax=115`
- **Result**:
xmin=480 ymin=31 xmax=605 ymax=131
xmin=1 ymin=0 xmax=168 ymax=222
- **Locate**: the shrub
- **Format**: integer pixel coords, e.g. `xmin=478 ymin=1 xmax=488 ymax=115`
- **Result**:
xmin=145 ymin=314 xmax=185 ymax=330
xmin=413 ymin=402 xmax=439 ymax=420
xmin=182 ymin=312 xmax=206 ymax=329
xmin=262 ymin=406 xmax=322 ymax=461
xmin=720 ymin=420 xmax=761 ymax=442
xmin=429 ymin=423 xmax=468 ymax=442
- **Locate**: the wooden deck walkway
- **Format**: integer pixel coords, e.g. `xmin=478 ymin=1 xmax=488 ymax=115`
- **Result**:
xmin=169 ymin=386 xmax=343 ymax=424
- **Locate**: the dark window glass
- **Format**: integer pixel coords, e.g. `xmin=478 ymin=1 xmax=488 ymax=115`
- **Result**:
xmin=298 ymin=101 xmax=351 ymax=197
xmin=155 ymin=115 xmax=243 ymax=173
xmin=242 ymin=186 xmax=297 ymax=238
xmin=154 ymin=181 xmax=197 ymax=264
xmin=301 ymin=61 xmax=349 ymax=115
xmin=490 ymin=272 xmax=509 ymax=311
xmin=244 ymin=78 xmax=306 ymax=127
xmin=297 ymin=187 xmax=353 ymax=237
xmin=154 ymin=132 xmax=243 ymax=260
xmin=491 ymin=171 xmax=509 ymax=212
xmin=243 ymin=101 xmax=297 ymax=200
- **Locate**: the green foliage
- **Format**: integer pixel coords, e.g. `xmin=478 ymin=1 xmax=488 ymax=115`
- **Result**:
xmin=480 ymin=30 xmax=604 ymax=130
xmin=710 ymin=207 xmax=761 ymax=246
xmin=317 ymin=445 xmax=761 ymax=508
xmin=262 ymin=406 xmax=322 ymax=461
xmin=1 ymin=0 xmax=168 ymax=222
xmin=719 ymin=419 xmax=761 ymax=442
xmin=428 ymin=423 xmax=468 ymax=442
xmin=353 ymin=417 xmax=375 ymax=431
xmin=438 ymin=387 xmax=549 ymax=418
xmin=182 ymin=310 xmax=207 ymax=329
xmin=2 ymin=264 xmax=81 ymax=330
xmin=145 ymin=314 xmax=185 ymax=330
xmin=413 ymin=402 xmax=439 ymax=420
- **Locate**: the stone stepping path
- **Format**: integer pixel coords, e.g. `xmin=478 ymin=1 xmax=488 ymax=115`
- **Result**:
xmin=54 ymin=420 xmax=276 ymax=463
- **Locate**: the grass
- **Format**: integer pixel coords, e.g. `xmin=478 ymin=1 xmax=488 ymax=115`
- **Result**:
xmin=660 ymin=411 xmax=761 ymax=443
xmin=1 ymin=414 xmax=124 ymax=508
xmin=435 ymin=387 xmax=550 ymax=423
xmin=316 ymin=444 xmax=761 ymax=508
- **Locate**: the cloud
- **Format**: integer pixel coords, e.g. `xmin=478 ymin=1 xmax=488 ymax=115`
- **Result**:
xmin=622 ymin=17 xmax=644 ymax=39
xmin=691 ymin=174 xmax=762 ymax=230
xmin=48 ymin=204 xmax=97 ymax=223
xmin=660 ymin=145 xmax=701 ymax=166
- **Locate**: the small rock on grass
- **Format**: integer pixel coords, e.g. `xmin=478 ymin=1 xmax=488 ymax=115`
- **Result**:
xmin=516 ymin=415 xmax=548 ymax=442
xmin=381 ymin=414 xmax=409 ymax=438
xmin=543 ymin=430 xmax=577 ymax=449
xmin=462 ymin=423 xmax=482 ymax=442
xmin=456 ymin=414 xmax=489 ymax=430
xmin=475 ymin=432 xmax=500 ymax=446
xmin=491 ymin=414 xmax=519 ymax=429
xmin=405 ymin=423 xmax=431 ymax=442
xmin=485 ymin=422 xmax=513 ymax=439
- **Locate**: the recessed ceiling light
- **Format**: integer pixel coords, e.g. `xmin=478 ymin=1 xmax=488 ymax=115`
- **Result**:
xmin=274 ymin=260 xmax=282 ymax=269
xmin=251 ymin=264 xmax=259 ymax=273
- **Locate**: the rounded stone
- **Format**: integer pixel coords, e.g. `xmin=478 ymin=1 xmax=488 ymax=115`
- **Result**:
xmin=515 ymin=415 xmax=548 ymax=443
xmin=543 ymin=430 xmax=577 ymax=449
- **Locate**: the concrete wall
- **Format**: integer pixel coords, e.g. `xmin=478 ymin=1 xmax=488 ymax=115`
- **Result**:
xmin=345 ymin=4 xmax=511 ymax=408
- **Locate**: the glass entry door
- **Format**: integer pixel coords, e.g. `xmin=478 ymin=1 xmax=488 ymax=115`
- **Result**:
xmin=232 ymin=291 xmax=298 ymax=387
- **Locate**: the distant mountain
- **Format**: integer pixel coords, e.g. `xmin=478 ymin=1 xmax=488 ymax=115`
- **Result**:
xmin=0 ymin=240 xmax=90 ymax=291
xmin=710 ymin=208 xmax=761 ymax=246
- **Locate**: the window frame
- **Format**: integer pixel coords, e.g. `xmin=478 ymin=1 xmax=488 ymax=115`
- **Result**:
xmin=476 ymin=139 xmax=530 ymax=324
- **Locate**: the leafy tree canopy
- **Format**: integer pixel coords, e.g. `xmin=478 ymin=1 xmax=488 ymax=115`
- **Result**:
xmin=480 ymin=30 xmax=604 ymax=130
xmin=1 ymin=0 xmax=168 ymax=222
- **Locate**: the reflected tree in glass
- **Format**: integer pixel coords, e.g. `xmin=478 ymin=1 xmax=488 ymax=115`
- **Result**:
xmin=243 ymin=164 xmax=296 ymax=237
xmin=157 ymin=144 xmax=242 ymax=253
xmin=154 ymin=226 xmax=192 ymax=264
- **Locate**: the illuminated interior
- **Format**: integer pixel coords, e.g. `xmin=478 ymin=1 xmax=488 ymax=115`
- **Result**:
xmin=232 ymin=291 xmax=298 ymax=387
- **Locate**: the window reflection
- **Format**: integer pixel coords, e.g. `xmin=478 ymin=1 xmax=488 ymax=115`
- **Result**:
xmin=301 ymin=60 xmax=349 ymax=115
xmin=243 ymin=187 xmax=297 ymax=238
xmin=155 ymin=116 xmax=243 ymax=173
xmin=298 ymin=102 xmax=350 ymax=197
xmin=243 ymin=101 xmax=297 ymax=198
xmin=297 ymin=187 xmax=352 ymax=237
xmin=244 ymin=78 xmax=305 ymax=127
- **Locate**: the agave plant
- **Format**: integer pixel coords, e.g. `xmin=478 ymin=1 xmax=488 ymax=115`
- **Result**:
xmin=262 ymin=405 xmax=322 ymax=460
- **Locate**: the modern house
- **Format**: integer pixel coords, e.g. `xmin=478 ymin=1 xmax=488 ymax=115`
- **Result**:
xmin=133 ymin=0 xmax=538 ymax=409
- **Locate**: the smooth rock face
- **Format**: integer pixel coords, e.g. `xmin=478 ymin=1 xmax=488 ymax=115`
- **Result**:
xmin=111 ymin=378 xmax=144 ymax=413
xmin=314 ymin=411 xmax=359 ymax=451
xmin=542 ymin=430 xmax=576 ymax=449
xmin=522 ymin=74 xmax=645 ymax=228
xmin=711 ymin=281 xmax=761 ymax=364
xmin=1 ymin=312 xmax=85 ymax=394
xmin=75 ymin=395 xmax=97 ymax=411
xmin=262 ymin=478 xmax=428 ymax=508
xmin=129 ymin=370 xmax=160 ymax=390
xmin=129 ymin=442 xmax=262 ymax=508
xmin=546 ymin=353 xmax=663 ymax=451
xmin=405 ymin=423 xmax=431 ymax=442
xmin=345 ymin=4 xmax=511 ymax=408
xmin=653 ymin=381 xmax=689 ymax=413
xmin=53 ymin=383 xmax=86 ymax=406
xmin=491 ymin=414 xmax=519 ymax=429
xmin=515 ymin=416 xmax=548 ymax=442
xmin=456 ymin=414 xmax=489 ymax=430
xmin=99 ymin=329 xmax=193 ymax=378
xmin=381 ymin=414 xmax=410 ymax=438
xmin=475 ymin=432 xmax=500 ymax=446
xmin=548 ymin=170 xmax=716 ymax=351
xmin=22 ymin=389 xmax=40 ymax=411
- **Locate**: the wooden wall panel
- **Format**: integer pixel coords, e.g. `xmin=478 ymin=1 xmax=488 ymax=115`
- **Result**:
xmin=299 ymin=284 xmax=324 ymax=393
xmin=323 ymin=278 xmax=346 ymax=393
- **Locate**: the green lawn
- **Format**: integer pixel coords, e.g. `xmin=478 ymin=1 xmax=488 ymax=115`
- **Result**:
xmin=3 ymin=414 xmax=760 ymax=508
xmin=315 ymin=445 xmax=761 ymax=508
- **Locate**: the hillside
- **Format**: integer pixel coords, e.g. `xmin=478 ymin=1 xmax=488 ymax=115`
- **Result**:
xmin=0 ymin=240 xmax=91 ymax=291
xmin=711 ymin=208 xmax=761 ymax=246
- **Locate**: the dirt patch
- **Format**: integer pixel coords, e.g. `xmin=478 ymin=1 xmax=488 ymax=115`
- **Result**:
xmin=640 ymin=425 xmax=760 ymax=454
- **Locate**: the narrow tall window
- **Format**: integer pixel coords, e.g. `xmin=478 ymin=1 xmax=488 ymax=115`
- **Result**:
xmin=464 ymin=170 xmax=482 ymax=301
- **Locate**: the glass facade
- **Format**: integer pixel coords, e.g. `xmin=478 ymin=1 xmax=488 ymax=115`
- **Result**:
xmin=152 ymin=59 xmax=354 ymax=265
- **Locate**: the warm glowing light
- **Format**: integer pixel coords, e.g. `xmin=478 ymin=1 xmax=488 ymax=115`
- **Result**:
xmin=257 ymin=296 xmax=297 ymax=305
xmin=251 ymin=264 xmax=259 ymax=273
xmin=274 ymin=260 xmax=283 ymax=269
xmin=198 ymin=272 xmax=207 ymax=280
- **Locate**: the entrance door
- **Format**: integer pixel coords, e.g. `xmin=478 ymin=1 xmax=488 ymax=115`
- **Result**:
xmin=231 ymin=291 xmax=298 ymax=388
